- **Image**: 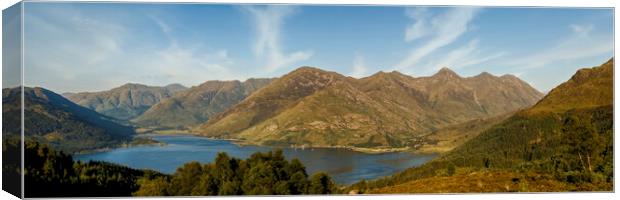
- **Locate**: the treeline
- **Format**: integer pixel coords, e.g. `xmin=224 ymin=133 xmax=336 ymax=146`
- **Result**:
xmin=134 ymin=150 xmax=339 ymax=195
xmin=2 ymin=138 xmax=338 ymax=197
xmin=352 ymin=105 xmax=613 ymax=192
xmin=3 ymin=138 xmax=162 ymax=197
xmin=2 ymin=137 xmax=21 ymax=197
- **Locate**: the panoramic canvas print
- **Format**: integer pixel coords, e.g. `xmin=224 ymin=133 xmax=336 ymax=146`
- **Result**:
xmin=1 ymin=1 xmax=614 ymax=198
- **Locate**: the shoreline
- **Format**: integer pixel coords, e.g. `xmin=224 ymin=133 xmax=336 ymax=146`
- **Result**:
xmin=73 ymin=136 xmax=166 ymax=155
xmin=79 ymin=130 xmax=441 ymax=155
xmin=231 ymin=140 xmax=419 ymax=154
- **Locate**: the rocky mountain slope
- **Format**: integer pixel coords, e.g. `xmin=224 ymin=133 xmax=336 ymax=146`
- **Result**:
xmin=65 ymin=83 xmax=187 ymax=120
xmin=197 ymin=66 xmax=543 ymax=149
xmin=133 ymin=78 xmax=274 ymax=129
xmin=3 ymin=87 xmax=135 ymax=152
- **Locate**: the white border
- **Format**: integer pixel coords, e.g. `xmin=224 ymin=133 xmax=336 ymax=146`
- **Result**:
xmin=0 ymin=1 xmax=617 ymax=200
xmin=7 ymin=0 xmax=620 ymax=7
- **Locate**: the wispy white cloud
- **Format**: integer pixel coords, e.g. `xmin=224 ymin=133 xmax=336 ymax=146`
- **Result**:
xmin=395 ymin=7 xmax=480 ymax=71
xmin=119 ymin=16 xmax=240 ymax=85
xmin=149 ymin=15 xmax=175 ymax=44
xmin=349 ymin=53 xmax=368 ymax=78
xmin=404 ymin=7 xmax=430 ymax=42
xmin=243 ymin=5 xmax=312 ymax=72
xmin=419 ymin=39 xmax=506 ymax=73
xmin=25 ymin=9 xmax=125 ymax=88
xmin=135 ymin=44 xmax=236 ymax=85
xmin=25 ymin=8 xmax=237 ymax=92
xmin=504 ymin=24 xmax=612 ymax=69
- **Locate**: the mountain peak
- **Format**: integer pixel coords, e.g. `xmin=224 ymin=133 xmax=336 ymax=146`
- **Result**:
xmin=367 ymin=70 xmax=409 ymax=81
xmin=289 ymin=66 xmax=330 ymax=75
xmin=432 ymin=67 xmax=461 ymax=79
xmin=474 ymin=72 xmax=496 ymax=79
xmin=282 ymin=66 xmax=344 ymax=83
xmin=118 ymin=83 xmax=148 ymax=90
xmin=164 ymin=83 xmax=187 ymax=93
xmin=165 ymin=83 xmax=185 ymax=88
xmin=500 ymin=74 xmax=518 ymax=80
xmin=527 ymin=58 xmax=612 ymax=114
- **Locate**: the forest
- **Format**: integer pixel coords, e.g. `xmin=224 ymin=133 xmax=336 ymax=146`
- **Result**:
xmin=2 ymin=138 xmax=338 ymax=197
xmin=349 ymin=105 xmax=613 ymax=192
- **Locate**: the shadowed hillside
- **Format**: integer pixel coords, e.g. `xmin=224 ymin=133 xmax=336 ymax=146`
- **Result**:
xmin=3 ymin=87 xmax=135 ymax=152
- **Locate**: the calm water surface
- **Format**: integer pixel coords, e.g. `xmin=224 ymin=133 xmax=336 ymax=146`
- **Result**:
xmin=75 ymin=134 xmax=436 ymax=184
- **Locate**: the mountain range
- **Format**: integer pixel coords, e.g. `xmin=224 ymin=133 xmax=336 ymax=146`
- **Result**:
xmin=3 ymin=87 xmax=135 ymax=152
xmin=64 ymin=83 xmax=187 ymax=120
xmin=196 ymin=67 xmax=543 ymax=149
xmin=361 ymin=58 xmax=614 ymax=192
xmin=2 ymin=57 xmax=611 ymax=194
xmin=13 ymin=65 xmax=544 ymax=152
xmin=133 ymin=78 xmax=274 ymax=129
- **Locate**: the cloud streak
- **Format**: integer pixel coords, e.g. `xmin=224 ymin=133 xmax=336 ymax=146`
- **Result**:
xmin=395 ymin=7 xmax=480 ymax=71
xmin=24 ymin=8 xmax=237 ymax=93
xmin=504 ymin=24 xmax=613 ymax=70
xmin=243 ymin=5 xmax=312 ymax=72
xmin=404 ymin=7 xmax=430 ymax=42
xmin=418 ymin=39 xmax=506 ymax=74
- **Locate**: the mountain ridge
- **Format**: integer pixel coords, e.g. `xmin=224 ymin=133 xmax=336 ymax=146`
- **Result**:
xmin=65 ymin=83 xmax=188 ymax=120
xmin=196 ymin=66 xmax=544 ymax=149
xmin=133 ymin=78 xmax=275 ymax=129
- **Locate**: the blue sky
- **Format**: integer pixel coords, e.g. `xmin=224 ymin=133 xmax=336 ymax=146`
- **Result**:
xmin=21 ymin=3 xmax=613 ymax=93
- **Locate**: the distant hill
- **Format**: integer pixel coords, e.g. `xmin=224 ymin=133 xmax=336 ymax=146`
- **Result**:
xmin=64 ymin=83 xmax=187 ymax=120
xmin=3 ymin=87 xmax=135 ymax=152
xmin=360 ymin=58 xmax=613 ymax=192
xmin=197 ymin=66 xmax=543 ymax=149
xmin=132 ymin=78 xmax=274 ymax=129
